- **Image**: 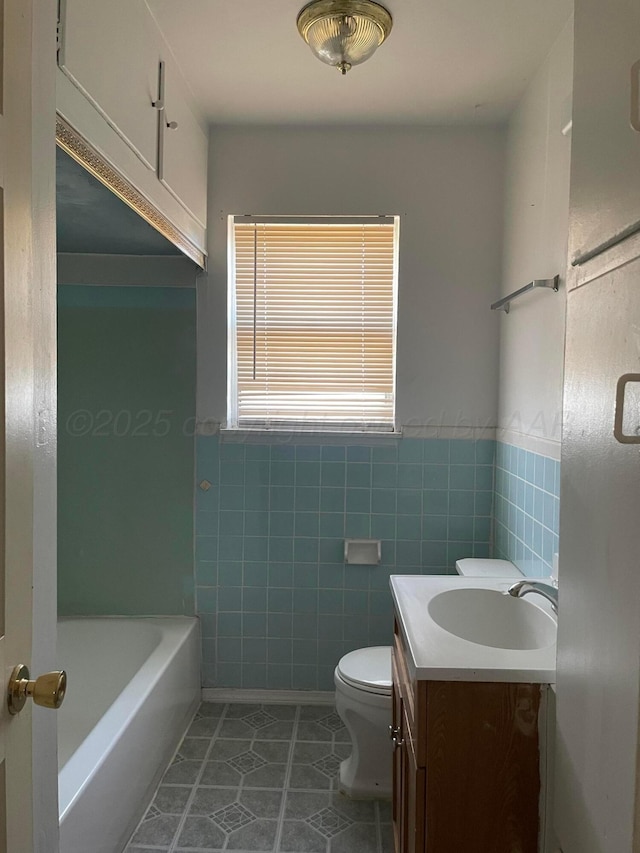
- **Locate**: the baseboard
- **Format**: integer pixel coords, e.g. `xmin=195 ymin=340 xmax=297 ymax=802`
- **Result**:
xmin=201 ymin=688 xmax=335 ymax=705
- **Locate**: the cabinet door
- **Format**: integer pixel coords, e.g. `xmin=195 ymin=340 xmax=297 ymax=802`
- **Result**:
xmin=392 ymin=654 xmax=404 ymax=853
xmin=402 ymin=707 xmax=426 ymax=853
xmin=160 ymin=64 xmax=208 ymax=228
xmin=570 ymin=0 xmax=640 ymax=265
xmin=59 ymin=0 xmax=159 ymax=170
xmin=556 ymin=255 xmax=640 ymax=851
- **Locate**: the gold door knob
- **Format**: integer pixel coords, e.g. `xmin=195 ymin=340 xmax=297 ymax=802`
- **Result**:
xmin=7 ymin=664 xmax=67 ymax=715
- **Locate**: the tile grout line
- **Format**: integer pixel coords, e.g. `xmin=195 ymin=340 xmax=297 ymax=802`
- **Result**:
xmin=272 ymin=704 xmax=301 ymax=853
xmin=375 ymin=801 xmax=383 ymax=853
xmin=168 ymin=703 xmax=230 ymax=853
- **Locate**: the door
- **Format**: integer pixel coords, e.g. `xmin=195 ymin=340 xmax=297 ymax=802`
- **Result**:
xmin=0 ymin=1 xmax=58 ymax=851
xmin=570 ymin=0 xmax=640 ymax=265
xmin=555 ymin=254 xmax=640 ymax=852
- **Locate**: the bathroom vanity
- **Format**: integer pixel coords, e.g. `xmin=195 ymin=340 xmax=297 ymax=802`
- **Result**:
xmin=389 ymin=575 xmax=557 ymax=853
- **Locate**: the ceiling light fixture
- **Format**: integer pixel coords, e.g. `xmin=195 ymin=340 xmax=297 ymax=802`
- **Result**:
xmin=297 ymin=0 xmax=393 ymax=75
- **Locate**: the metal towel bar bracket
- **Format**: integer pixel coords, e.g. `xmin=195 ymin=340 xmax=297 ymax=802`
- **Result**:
xmin=491 ymin=275 xmax=560 ymax=314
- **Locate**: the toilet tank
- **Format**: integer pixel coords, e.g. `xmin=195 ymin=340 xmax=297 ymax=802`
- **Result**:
xmin=455 ymin=558 xmax=524 ymax=578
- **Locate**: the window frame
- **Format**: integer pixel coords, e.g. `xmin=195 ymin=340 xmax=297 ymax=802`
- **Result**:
xmin=226 ymin=214 xmax=400 ymax=434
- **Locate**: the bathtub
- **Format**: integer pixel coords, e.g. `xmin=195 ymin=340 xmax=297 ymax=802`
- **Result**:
xmin=58 ymin=617 xmax=200 ymax=853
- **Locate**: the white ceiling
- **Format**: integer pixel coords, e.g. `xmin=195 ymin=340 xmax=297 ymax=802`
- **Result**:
xmin=146 ymin=0 xmax=572 ymax=126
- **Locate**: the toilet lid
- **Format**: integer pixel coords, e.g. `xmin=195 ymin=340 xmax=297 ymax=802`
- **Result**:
xmin=337 ymin=646 xmax=392 ymax=694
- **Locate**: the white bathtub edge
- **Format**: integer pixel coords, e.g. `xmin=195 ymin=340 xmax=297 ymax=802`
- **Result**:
xmin=59 ymin=617 xmax=200 ymax=853
xmin=202 ymin=688 xmax=335 ymax=705
xmin=117 ymin=690 xmax=200 ymax=849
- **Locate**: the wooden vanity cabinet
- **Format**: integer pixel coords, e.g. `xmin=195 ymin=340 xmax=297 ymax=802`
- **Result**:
xmin=392 ymin=649 xmax=426 ymax=853
xmin=391 ymin=619 xmax=544 ymax=853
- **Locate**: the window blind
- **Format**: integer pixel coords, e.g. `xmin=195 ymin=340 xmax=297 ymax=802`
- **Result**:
xmin=230 ymin=217 xmax=398 ymax=431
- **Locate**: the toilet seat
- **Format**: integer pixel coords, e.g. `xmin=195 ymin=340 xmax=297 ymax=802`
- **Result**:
xmin=336 ymin=646 xmax=392 ymax=696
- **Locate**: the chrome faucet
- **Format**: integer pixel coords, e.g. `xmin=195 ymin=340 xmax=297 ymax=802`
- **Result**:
xmin=507 ymin=580 xmax=558 ymax=613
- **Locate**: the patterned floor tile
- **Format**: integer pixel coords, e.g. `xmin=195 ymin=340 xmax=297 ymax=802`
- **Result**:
xmin=288 ymin=763 xmax=334 ymax=791
xmin=297 ymin=706 xmax=349 ymax=745
xmin=152 ymin=785 xmax=192 ymax=815
xmin=285 ymin=791 xmax=376 ymax=823
xmin=299 ymin=705 xmax=335 ymax=721
xmin=290 ymin=740 xmax=350 ymax=791
xmin=312 ymin=753 xmax=342 ymax=778
xmin=333 ymin=726 xmax=351 ymax=743
xmin=243 ymin=762 xmax=288 ymax=789
xmin=129 ymin=814 xmax=181 ymax=847
xmin=210 ymin=801 xmax=255 ymax=833
xmin=315 ymin=711 xmax=345 ymax=733
xmin=262 ymin=704 xmax=298 ymax=720
xmin=296 ymin=720 xmax=334 ymax=742
xmin=189 ymin=787 xmax=283 ymax=821
xmin=226 ymin=818 xmax=278 ymax=850
xmin=329 ymin=822 xmax=379 ymax=853
xmin=126 ymin=701 xmax=390 ymax=853
xmin=218 ymin=718 xmax=295 ymax=740
xmin=127 ymin=847 xmax=170 ymax=852
xmin=198 ymin=701 xmax=227 ymax=718
xmin=200 ymin=760 xmax=243 ymax=787
xmin=226 ymin=703 xmax=263 ymax=718
xmin=279 ymin=820 xmax=327 ymax=853
xmin=226 ymin=703 xmax=297 ymax=721
xmin=253 ymin=740 xmax=291 ymax=763
xmin=187 ymin=715 xmax=221 ymax=737
xmin=307 ymin=806 xmax=353 ymax=838
xmin=127 ymin=848 xmax=168 ymax=852
xmin=208 ymin=738 xmax=252 ymax=760
xmin=174 ymin=815 xmax=226 ymax=850
xmin=240 ymin=789 xmax=284 ymax=819
xmin=244 ymin=709 xmax=278 ymax=729
xmin=190 ymin=787 xmax=237 ymax=815
xmin=162 ymin=758 xmax=203 ymax=786
xmin=227 ymin=749 xmax=268 ymax=774
xmin=178 ymin=737 xmax=212 ymax=760
xmin=292 ymin=741 xmax=336 ymax=764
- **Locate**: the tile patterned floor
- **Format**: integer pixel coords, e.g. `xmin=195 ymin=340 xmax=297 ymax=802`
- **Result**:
xmin=125 ymin=702 xmax=393 ymax=853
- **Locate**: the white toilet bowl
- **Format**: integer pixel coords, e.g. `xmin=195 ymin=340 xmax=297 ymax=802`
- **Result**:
xmin=334 ymin=646 xmax=392 ymax=799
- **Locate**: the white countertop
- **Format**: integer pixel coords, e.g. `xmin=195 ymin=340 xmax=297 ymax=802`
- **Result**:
xmin=390 ymin=575 xmax=557 ymax=683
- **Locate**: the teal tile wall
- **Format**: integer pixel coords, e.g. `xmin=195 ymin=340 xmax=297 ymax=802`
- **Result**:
xmin=196 ymin=436 xmax=495 ymax=690
xmin=58 ymin=285 xmax=196 ymax=616
xmin=494 ymin=442 xmax=560 ymax=578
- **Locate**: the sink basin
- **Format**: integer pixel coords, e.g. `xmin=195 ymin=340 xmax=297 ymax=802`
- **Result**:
xmin=427 ymin=587 xmax=556 ymax=650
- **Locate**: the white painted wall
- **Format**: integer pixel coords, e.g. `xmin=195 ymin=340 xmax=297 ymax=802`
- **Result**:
xmin=498 ymin=19 xmax=574 ymax=459
xmin=199 ymin=125 xmax=506 ymax=431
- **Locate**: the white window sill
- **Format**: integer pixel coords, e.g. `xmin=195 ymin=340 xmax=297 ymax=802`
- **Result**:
xmin=219 ymin=427 xmax=402 ymax=445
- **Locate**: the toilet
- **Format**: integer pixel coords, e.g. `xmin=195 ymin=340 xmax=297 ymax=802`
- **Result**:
xmin=334 ymin=558 xmax=524 ymax=799
xmin=334 ymin=645 xmax=393 ymax=798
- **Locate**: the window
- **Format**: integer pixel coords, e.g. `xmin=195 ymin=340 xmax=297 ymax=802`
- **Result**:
xmin=227 ymin=216 xmax=398 ymax=432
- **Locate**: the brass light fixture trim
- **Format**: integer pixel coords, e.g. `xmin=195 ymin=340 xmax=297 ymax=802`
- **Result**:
xmin=297 ymin=0 xmax=393 ymax=75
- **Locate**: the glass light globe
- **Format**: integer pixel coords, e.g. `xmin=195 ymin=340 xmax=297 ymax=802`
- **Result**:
xmin=298 ymin=1 xmax=392 ymax=75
